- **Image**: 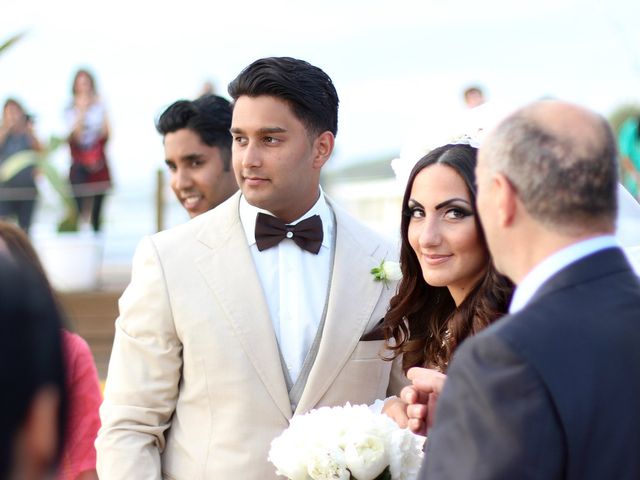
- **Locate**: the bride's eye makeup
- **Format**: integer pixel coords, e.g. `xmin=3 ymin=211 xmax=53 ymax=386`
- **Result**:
xmin=405 ymin=200 xmax=425 ymax=218
xmin=435 ymin=198 xmax=474 ymax=221
xmin=444 ymin=206 xmax=473 ymax=220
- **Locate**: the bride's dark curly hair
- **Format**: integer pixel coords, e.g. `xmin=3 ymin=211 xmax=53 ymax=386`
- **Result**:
xmin=383 ymin=144 xmax=513 ymax=373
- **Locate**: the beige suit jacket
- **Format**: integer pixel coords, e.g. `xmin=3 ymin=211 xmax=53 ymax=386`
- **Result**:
xmin=97 ymin=192 xmax=406 ymax=479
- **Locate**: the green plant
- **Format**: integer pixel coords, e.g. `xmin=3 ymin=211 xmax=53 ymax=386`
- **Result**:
xmin=1 ymin=31 xmax=79 ymax=230
xmin=0 ymin=32 xmax=25 ymax=58
xmin=0 ymin=136 xmax=79 ymax=231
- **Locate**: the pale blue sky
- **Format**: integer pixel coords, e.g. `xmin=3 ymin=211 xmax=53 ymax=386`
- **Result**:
xmin=2 ymin=0 xmax=640 ymax=190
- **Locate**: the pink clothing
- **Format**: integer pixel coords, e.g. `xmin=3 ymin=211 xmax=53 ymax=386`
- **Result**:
xmin=58 ymin=331 xmax=102 ymax=480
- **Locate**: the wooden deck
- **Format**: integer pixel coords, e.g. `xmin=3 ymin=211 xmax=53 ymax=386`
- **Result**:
xmin=58 ymin=289 xmax=122 ymax=380
xmin=55 ymin=264 xmax=130 ymax=380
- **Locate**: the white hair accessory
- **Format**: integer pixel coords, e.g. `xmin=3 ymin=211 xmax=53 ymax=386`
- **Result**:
xmin=448 ymin=133 xmax=480 ymax=148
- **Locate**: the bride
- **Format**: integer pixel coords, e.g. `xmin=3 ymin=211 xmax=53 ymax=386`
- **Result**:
xmin=380 ymin=142 xmax=513 ymax=430
xmin=383 ymin=137 xmax=640 ymax=434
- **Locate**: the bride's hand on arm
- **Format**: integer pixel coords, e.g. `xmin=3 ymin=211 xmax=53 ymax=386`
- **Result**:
xmin=381 ymin=397 xmax=410 ymax=428
xmin=401 ymin=367 xmax=447 ymax=436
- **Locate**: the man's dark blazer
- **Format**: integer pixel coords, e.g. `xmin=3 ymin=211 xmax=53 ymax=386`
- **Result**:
xmin=421 ymin=247 xmax=640 ymax=480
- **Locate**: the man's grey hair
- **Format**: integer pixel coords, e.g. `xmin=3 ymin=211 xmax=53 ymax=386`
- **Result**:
xmin=482 ymin=112 xmax=618 ymax=233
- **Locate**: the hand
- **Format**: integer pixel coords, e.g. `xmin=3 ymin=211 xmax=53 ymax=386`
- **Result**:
xmin=400 ymin=367 xmax=446 ymax=435
xmin=381 ymin=397 xmax=409 ymax=428
xmin=3 ymin=106 xmax=28 ymax=133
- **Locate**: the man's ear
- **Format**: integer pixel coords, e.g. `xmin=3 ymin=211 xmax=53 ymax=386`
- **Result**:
xmin=21 ymin=386 xmax=60 ymax=475
xmin=494 ymin=173 xmax=517 ymax=228
xmin=312 ymin=131 xmax=335 ymax=169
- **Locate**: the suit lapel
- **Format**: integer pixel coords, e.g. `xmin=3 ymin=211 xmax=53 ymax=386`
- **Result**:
xmin=295 ymin=201 xmax=386 ymax=413
xmin=195 ymin=194 xmax=292 ymax=419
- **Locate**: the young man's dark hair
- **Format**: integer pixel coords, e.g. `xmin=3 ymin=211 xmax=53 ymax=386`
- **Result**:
xmin=228 ymin=56 xmax=339 ymax=137
xmin=0 ymin=255 xmax=66 ymax=479
xmin=156 ymin=94 xmax=233 ymax=169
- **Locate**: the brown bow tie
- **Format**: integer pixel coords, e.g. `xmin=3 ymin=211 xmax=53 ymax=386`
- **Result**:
xmin=255 ymin=213 xmax=323 ymax=254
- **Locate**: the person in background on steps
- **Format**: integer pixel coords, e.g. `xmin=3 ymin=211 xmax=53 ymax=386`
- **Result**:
xmin=65 ymin=68 xmax=111 ymax=232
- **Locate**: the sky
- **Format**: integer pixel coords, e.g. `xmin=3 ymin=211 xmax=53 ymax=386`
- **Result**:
xmin=2 ymin=0 xmax=640 ymax=191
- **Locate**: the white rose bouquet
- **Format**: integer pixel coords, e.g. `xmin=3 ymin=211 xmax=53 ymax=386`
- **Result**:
xmin=268 ymin=403 xmax=425 ymax=480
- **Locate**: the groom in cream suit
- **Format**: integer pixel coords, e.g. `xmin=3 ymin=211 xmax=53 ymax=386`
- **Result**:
xmin=97 ymin=57 xmax=406 ymax=479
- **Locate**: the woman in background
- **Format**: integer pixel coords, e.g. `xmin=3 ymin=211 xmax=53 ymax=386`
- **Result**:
xmin=0 ymin=98 xmax=41 ymax=233
xmin=0 ymin=220 xmax=101 ymax=480
xmin=382 ymin=143 xmax=513 ymax=429
xmin=65 ymin=68 xmax=111 ymax=232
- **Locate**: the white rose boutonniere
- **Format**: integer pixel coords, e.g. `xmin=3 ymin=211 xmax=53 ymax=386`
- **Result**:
xmin=371 ymin=260 xmax=402 ymax=287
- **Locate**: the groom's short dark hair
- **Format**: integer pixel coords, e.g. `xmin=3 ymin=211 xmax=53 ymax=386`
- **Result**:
xmin=228 ymin=56 xmax=339 ymax=137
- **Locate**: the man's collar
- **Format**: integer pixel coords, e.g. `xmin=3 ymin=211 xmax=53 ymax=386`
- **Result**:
xmin=509 ymin=235 xmax=617 ymax=314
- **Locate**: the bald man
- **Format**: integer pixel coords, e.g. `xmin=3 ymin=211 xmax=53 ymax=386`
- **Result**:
xmin=416 ymin=101 xmax=640 ymax=479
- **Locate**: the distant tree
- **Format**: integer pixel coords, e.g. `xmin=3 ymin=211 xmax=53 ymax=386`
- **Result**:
xmin=609 ymin=102 xmax=640 ymax=135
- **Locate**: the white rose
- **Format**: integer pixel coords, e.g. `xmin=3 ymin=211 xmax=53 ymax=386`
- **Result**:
xmin=307 ymin=447 xmax=350 ymax=480
xmin=387 ymin=429 xmax=425 ymax=480
xmin=268 ymin=431 xmax=310 ymax=480
xmin=343 ymin=432 xmax=388 ymax=480
xmin=382 ymin=261 xmax=402 ymax=282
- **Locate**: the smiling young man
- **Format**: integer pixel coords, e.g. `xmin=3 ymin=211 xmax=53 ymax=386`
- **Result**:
xmin=97 ymin=57 xmax=406 ymax=479
xmin=156 ymin=94 xmax=238 ymax=217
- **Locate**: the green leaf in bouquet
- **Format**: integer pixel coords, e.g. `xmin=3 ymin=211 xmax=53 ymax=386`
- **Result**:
xmin=372 ymin=466 xmax=392 ymax=480
xmin=349 ymin=467 xmax=392 ymax=480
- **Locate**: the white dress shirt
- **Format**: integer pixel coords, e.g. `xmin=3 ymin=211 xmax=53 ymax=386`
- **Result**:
xmin=509 ymin=235 xmax=618 ymax=314
xmin=239 ymin=191 xmax=334 ymax=384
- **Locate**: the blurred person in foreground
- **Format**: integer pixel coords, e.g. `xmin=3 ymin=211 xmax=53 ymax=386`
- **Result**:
xmin=97 ymin=56 xmax=404 ymax=479
xmin=0 ymin=220 xmax=102 ymax=480
xmin=0 ymin=98 xmax=42 ymax=233
xmin=0 ymin=255 xmax=66 ymax=480
xmin=155 ymin=94 xmax=237 ymax=218
xmin=411 ymin=100 xmax=640 ymax=479
xmin=65 ymin=68 xmax=111 ymax=232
